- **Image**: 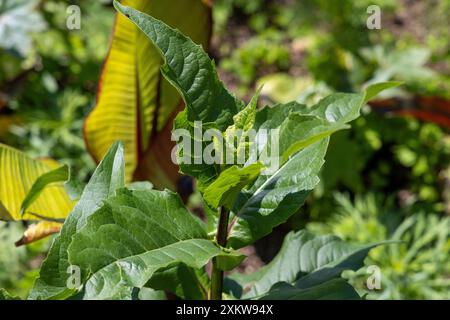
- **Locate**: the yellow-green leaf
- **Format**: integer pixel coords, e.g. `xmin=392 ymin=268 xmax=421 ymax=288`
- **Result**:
xmin=84 ymin=0 xmax=212 ymax=188
xmin=20 ymin=164 xmax=69 ymax=217
xmin=0 ymin=143 xmax=74 ymax=221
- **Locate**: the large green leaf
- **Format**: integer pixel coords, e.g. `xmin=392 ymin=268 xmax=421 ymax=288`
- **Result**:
xmin=226 ymin=83 xmax=400 ymax=249
xmin=85 ymin=0 xmax=213 ymax=188
xmin=230 ymin=230 xmax=388 ymax=298
xmin=278 ymin=114 xmax=347 ymax=162
xmin=76 ymin=238 xmax=222 ymax=300
xmin=29 ymin=142 xmax=125 ymax=300
xmin=294 ymin=81 xmax=401 ymax=124
xmin=114 ymin=1 xmax=241 ymax=130
xmin=227 ymin=139 xmax=329 ymax=249
xmin=67 ymin=188 xmax=232 ymax=299
xmin=114 ymin=1 xmax=244 ymax=185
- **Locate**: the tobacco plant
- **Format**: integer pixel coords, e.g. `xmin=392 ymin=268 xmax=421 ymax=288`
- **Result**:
xmin=0 ymin=1 xmax=400 ymax=300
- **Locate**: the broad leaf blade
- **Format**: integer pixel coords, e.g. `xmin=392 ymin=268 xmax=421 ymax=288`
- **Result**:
xmin=114 ymin=1 xmax=246 ymax=185
xmin=227 ymin=139 xmax=329 ymax=249
xmin=67 ymin=188 xmax=225 ymax=299
xmin=235 ymin=230 xmax=388 ymax=298
xmin=29 ymin=142 xmax=125 ymax=300
xmin=77 ymin=239 xmax=222 ymax=300
xmin=257 ymin=278 xmax=360 ymax=300
xmin=226 ymin=83 xmax=400 ymax=249
xmin=363 ymin=81 xmax=402 ymax=103
xmin=114 ymin=1 xmax=241 ymax=130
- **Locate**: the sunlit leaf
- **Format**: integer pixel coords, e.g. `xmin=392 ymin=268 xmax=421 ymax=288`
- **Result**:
xmin=30 ymin=142 xmax=125 ymax=300
xmin=84 ymin=0 xmax=213 ymax=188
xmin=0 ymin=143 xmax=73 ymax=221
xmin=67 ymin=188 xmax=237 ymax=299
xmin=114 ymin=0 xmax=244 ymax=187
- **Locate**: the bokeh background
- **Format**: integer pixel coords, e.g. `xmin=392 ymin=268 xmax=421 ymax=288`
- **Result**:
xmin=0 ymin=0 xmax=449 ymax=299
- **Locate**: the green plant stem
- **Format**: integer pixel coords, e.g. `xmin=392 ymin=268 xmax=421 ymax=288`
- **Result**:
xmin=209 ymin=206 xmax=229 ymax=300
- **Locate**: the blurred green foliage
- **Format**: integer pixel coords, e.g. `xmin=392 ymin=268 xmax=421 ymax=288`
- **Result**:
xmin=314 ymin=114 xmax=450 ymax=214
xmin=0 ymin=221 xmax=52 ymax=298
xmin=308 ymin=193 xmax=450 ymax=299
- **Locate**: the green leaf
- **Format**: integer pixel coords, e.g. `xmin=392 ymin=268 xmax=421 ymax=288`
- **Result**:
xmin=363 ymin=81 xmax=402 ymax=103
xmin=215 ymin=250 xmax=246 ymax=272
xmin=114 ymin=1 xmax=246 ymax=188
xmin=147 ymin=265 xmax=209 ymax=300
xmin=114 ymin=0 xmax=242 ymax=130
xmin=136 ymin=287 xmax=166 ymax=300
xmin=279 ymin=114 xmax=348 ymax=162
xmin=20 ymin=165 xmax=69 ymax=217
xmin=227 ymin=139 xmax=329 ymax=249
xmin=0 ymin=288 xmax=20 ymax=300
xmin=304 ymin=92 xmax=366 ymax=123
xmin=172 ymin=109 xmax=221 ymax=186
xmin=257 ymin=278 xmax=360 ymax=300
xmin=67 ymin=188 xmax=232 ymax=299
xmin=29 ymin=142 xmax=125 ymax=300
xmin=253 ymin=101 xmax=347 ymax=164
xmin=230 ymin=230 xmax=390 ymax=298
xmin=226 ymin=83 xmax=399 ymax=249
xmin=203 ymin=163 xmax=264 ymax=209
xmin=76 ymin=238 xmax=222 ymax=300
xmin=232 ymin=87 xmax=261 ymax=131
xmin=295 ymin=81 xmax=401 ymax=124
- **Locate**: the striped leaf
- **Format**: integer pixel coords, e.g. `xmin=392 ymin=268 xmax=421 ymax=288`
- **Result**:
xmin=0 ymin=143 xmax=74 ymax=221
xmin=84 ymin=0 xmax=212 ymax=188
